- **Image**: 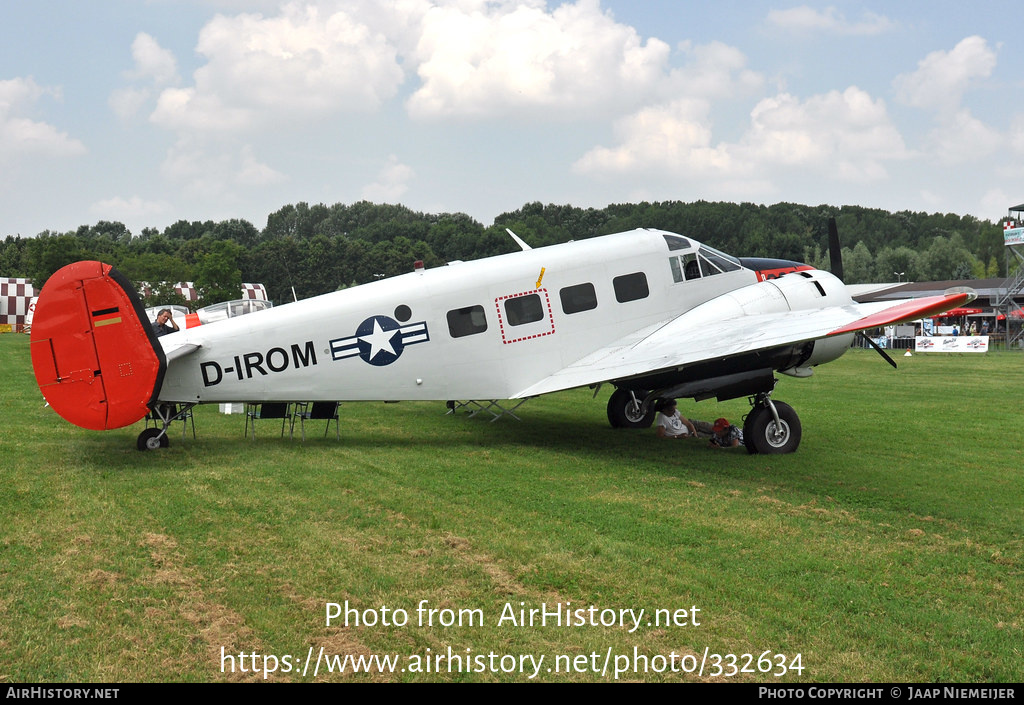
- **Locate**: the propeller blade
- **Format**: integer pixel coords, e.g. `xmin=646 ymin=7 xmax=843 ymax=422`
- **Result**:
xmin=828 ymin=217 xmax=844 ymax=281
xmin=857 ymin=332 xmax=898 ymax=369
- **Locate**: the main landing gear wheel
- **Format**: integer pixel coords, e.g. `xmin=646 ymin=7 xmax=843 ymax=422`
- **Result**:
xmin=607 ymin=388 xmax=656 ymax=429
xmin=744 ymin=400 xmax=801 ymax=454
xmin=137 ymin=427 xmax=169 ymax=451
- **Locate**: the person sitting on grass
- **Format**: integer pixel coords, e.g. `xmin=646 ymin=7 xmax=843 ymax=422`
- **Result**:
xmin=709 ymin=417 xmax=743 ymax=449
xmin=655 ymin=399 xmax=698 ymax=440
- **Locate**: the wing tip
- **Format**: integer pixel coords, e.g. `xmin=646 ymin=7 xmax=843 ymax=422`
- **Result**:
xmin=829 ymin=290 xmax=975 ymax=336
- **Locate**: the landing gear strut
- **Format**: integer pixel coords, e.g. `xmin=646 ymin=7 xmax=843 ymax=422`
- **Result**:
xmin=744 ymin=393 xmax=801 ymax=454
xmin=607 ymin=388 xmax=656 ymax=428
xmin=136 ymin=402 xmax=196 ymax=451
xmin=137 ymin=427 xmax=169 ymax=451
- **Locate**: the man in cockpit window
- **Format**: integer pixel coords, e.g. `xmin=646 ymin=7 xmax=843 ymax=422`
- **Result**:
xmin=153 ymin=309 xmax=179 ymax=337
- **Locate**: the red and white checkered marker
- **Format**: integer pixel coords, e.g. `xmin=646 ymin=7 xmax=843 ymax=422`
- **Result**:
xmin=174 ymin=282 xmax=198 ymax=301
xmin=0 ymin=277 xmax=35 ymax=328
xmin=241 ymin=283 xmax=268 ymax=300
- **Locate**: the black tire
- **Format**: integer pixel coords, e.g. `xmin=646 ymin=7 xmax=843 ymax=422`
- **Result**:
xmin=743 ymin=401 xmax=801 ymax=454
xmin=607 ymin=388 xmax=656 ymax=429
xmin=137 ymin=427 xmax=168 ymax=451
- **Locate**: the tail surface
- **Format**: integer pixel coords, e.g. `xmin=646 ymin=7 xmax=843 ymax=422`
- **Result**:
xmin=30 ymin=261 xmax=166 ymax=430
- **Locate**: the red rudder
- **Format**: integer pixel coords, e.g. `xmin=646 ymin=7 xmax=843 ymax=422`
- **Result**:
xmin=30 ymin=262 xmax=166 ymax=431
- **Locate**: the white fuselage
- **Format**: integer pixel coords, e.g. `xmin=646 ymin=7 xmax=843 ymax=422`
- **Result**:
xmin=156 ymin=229 xmax=843 ymax=404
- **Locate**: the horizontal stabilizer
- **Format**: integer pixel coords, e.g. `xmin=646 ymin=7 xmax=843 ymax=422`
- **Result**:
xmin=162 ymin=340 xmax=200 ymax=363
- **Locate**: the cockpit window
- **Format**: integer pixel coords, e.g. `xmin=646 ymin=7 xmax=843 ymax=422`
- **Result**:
xmin=670 ymin=245 xmax=741 ymax=282
xmin=670 ymin=252 xmax=702 ymax=282
xmin=662 ymin=234 xmax=691 ymax=251
xmin=698 ymin=245 xmax=742 ymax=273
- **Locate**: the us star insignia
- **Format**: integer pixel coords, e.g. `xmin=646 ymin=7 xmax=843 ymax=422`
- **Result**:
xmin=329 ymin=315 xmax=429 ymax=366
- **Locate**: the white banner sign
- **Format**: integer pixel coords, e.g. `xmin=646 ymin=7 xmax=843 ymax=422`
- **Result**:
xmin=915 ymin=336 xmax=989 ymax=353
xmin=1005 ymin=227 xmax=1024 ymax=246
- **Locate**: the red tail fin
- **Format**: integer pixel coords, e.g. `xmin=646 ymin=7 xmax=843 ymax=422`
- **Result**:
xmin=30 ymin=262 xmax=166 ymax=431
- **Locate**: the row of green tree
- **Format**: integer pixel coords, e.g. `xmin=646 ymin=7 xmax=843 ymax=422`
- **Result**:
xmin=0 ymin=200 xmax=1011 ymax=308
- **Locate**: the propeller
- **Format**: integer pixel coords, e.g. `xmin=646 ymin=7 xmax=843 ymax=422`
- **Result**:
xmin=827 ymin=217 xmax=844 ymax=282
xmin=856 ymin=332 xmax=898 ymax=369
xmin=830 ymin=216 xmax=897 ymax=368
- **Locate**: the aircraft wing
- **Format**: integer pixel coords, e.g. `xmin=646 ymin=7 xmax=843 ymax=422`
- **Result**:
xmin=513 ymin=291 xmax=972 ymax=398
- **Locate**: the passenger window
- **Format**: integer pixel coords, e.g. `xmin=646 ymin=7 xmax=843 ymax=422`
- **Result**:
xmin=447 ymin=305 xmax=488 ymax=338
xmin=504 ymin=294 xmax=544 ymax=326
xmin=613 ymin=272 xmax=649 ymax=303
xmin=560 ymin=283 xmax=597 ymax=314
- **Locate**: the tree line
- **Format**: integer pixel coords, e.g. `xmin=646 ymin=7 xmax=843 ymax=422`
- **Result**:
xmin=0 ymin=200 xmax=1010 ymax=308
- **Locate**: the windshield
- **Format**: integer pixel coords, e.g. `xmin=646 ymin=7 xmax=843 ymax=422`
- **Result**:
xmin=698 ymin=245 xmax=742 ymax=274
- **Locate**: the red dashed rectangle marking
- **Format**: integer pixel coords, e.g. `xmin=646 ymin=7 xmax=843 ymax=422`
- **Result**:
xmin=495 ymin=288 xmax=556 ymax=344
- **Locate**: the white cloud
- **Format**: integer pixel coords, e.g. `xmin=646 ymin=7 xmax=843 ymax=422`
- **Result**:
xmin=924 ymin=109 xmax=1002 ymax=165
xmin=140 ymin=2 xmax=758 ymax=134
xmin=127 ymin=33 xmax=180 ymax=86
xmin=766 ymin=6 xmax=895 ymax=36
xmin=574 ymin=99 xmax=733 ymax=177
xmin=150 ymin=3 xmax=404 ymax=133
xmin=0 ymin=77 xmax=86 ymax=160
xmin=361 ymin=154 xmax=415 ymax=201
xmin=0 ymin=76 xmax=47 ymax=113
xmin=237 ymin=145 xmax=287 ymax=186
xmin=110 ymin=34 xmax=181 ymax=120
xmin=576 ymin=87 xmax=906 ymax=186
xmin=90 ymin=195 xmax=173 ymax=221
xmin=739 ymin=88 xmax=907 ymax=181
xmin=161 ymin=138 xmax=284 ymax=196
xmin=109 ymin=87 xmax=151 ymax=121
xmin=152 ymin=87 xmax=252 ymax=132
xmin=1010 ymin=114 xmax=1024 ymax=156
xmin=667 ymin=41 xmax=763 ymax=101
xmin=893 ymin=36 xmax=996 ymax=112
xmin=406 ymin=0 xmax=672 ymax=119
xmin=986 ymin=114 xmax=1024 ymax=183
xmin=893 ymin=37 xmax=1005 ymax=170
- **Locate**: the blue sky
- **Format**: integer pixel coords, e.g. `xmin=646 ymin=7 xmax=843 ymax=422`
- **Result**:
xmin=2 ymin=0 xmax=1021 ymax=239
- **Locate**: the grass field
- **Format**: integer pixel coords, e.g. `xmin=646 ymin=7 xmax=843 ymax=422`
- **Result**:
xmin=1 ymin=334 xmax=1021 ymax=682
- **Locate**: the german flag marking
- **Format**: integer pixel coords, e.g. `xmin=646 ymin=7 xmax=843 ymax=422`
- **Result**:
xmin=91 ymin=307 xmax=122 ymax=327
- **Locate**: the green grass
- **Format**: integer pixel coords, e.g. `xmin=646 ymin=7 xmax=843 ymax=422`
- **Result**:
xmin=1 ymin=334 xmax=1021 ymax=682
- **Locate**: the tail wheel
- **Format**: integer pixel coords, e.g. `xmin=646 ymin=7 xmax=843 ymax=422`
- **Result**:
xmin=744 ymin=401 xmax=801 ymax=454
xmin=607 ymin=388 xmax=656 ymax=429
xmin=137 ymin=428 xmax=169 ymax=451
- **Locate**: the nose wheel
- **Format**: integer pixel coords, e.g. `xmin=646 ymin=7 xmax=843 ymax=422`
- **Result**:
xmin=744 ymin=395 xmax=801 ymax=454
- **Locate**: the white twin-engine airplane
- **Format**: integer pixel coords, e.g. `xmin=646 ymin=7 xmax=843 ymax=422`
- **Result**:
xmin=31 ymin=226 xmax=972 ymax=453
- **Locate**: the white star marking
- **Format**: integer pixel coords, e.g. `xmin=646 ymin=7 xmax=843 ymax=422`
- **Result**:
xmin=360 ymin=318 xmax=400 ymax=361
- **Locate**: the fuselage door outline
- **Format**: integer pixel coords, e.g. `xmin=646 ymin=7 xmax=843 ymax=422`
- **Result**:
xmin=494 ymin=289 xmax=556 ymax=344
